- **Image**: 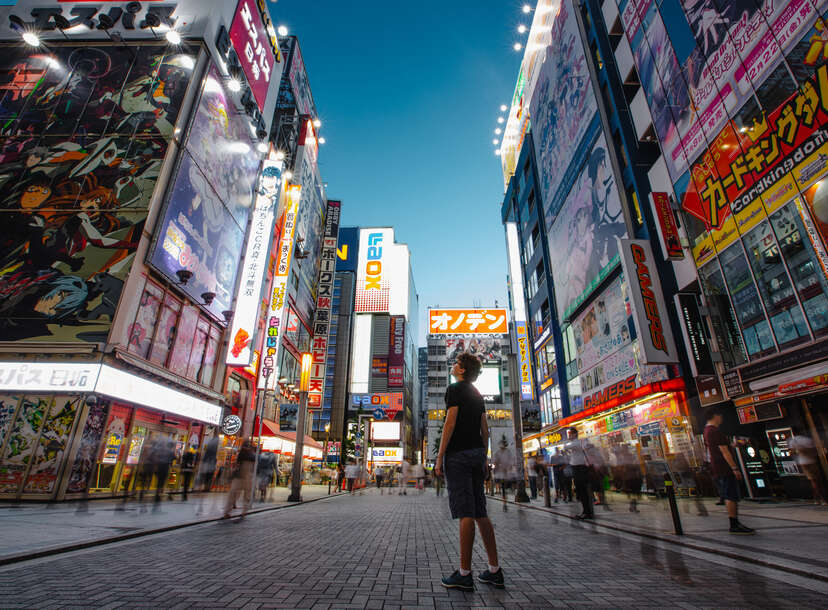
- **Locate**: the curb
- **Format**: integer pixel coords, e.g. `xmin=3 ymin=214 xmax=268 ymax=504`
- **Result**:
xmin=0 ymin=492 xmax=346 ymax=568
xmin=487 ymin=494 xmax=828 ymax=583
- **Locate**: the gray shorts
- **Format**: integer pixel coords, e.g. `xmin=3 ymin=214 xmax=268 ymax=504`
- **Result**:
xmin=445 ymin=447 xmax=488 ymax=519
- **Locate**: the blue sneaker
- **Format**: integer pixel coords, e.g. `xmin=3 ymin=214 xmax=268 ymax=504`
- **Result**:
xmin=441 ymin=570 xmax=474 ymax=591
xmin=478 ymin=567 xmax=505 ymax=588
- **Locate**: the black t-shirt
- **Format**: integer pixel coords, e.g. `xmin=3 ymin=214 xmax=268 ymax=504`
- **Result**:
xmin=444 ymin=381 xmax=485 ymax=454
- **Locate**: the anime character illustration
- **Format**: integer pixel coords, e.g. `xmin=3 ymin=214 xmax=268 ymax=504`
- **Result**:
xmin=0 ymin=45 xmax=196 ymax=342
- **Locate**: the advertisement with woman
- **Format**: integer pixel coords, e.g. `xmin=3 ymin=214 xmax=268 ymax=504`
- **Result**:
xmin=547 ymin=134 xmax=628 ymax=320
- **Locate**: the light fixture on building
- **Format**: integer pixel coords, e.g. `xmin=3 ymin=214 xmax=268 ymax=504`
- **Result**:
xmin=318 ymin=137 xmax=326 ymax=145
xmin=497 ymin=117 xmax=505 ymax=124
xmin=275 ymin=150 xmax=286 ymax=161
xmin=201 ymin=292 xmax=216 ymax=305
xmin=513 ymin=42 xmax=523 ymax=51
xmin=284 ymin=171 xmax=293 ymax=180
xmin=518 ymin=24 xmax=527 ymax=34
xmin=277 ymin=25 xmax=288 ymax=36
xmin=523 ymin=4 xmax=532 ymax=13
xmin=22 ymin=31 xmax=40 ymax=46
xmin=175 ymin=269 xmax=193 ymax=285
xmin=257 ymin=142 xmax=268 ymax=153
xmin=222 ymin=310 xmax=234 ymax=323
xmin=166 ymin=30 xmax=182 ymax=45
xmin=500 ymin=104 xmax=508 ymax=112
xmin=300 ymin=353 xmax=312 ymax=392
xmin=495 ymin=128 xmax=502 ymax=135
xmin=313 ymin=118 xmax=322 ymax=128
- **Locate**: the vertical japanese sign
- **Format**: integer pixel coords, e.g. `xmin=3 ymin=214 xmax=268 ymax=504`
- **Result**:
xmin=388 ymin=315 xmax=405 ymax=387
xmin=258 ymin=184 xmax=302 ymax=390
xmin=227 ymin=158 xmax=282 ymax=366
xmin=229 ymin=0 xmax=277 ymax=112
xmin=651 ymin=192 xmax=683 ymax=260
xmin=307 ymin=200 xmax=341 ymax=409
xmin=617 ymin=238 xmax=679 ymax=365
xmin=515 ymin=322 xmax=534 ymax=401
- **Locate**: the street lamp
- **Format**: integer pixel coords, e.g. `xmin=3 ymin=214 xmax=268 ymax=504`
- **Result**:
xmin=323 ymin=423 xmax=332 ymax=494
xmin=287 ymin=353 xmax=312 ymax=502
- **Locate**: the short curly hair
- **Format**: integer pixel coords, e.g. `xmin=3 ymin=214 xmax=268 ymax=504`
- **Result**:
xmin=456 ymin=352 xmax=482 ymax=382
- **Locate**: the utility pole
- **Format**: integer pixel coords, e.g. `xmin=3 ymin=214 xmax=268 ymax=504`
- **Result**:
xmin=288 ymin=354 xmax=312 ymax=503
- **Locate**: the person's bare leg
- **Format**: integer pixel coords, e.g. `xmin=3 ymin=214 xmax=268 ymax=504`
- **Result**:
xmin=459 ymin=518 xmax=475 ymax=571
xmin=475 ymin=517 xmax=499 ymax=567
xmin=726 ymin=499 xmax=737 ymax=519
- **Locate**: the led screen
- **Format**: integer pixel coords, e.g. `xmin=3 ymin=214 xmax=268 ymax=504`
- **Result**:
xmin=451 ymin=365 xmax=502 ymax=399
xmin=371 ymin=421 xmax=401 ymax=441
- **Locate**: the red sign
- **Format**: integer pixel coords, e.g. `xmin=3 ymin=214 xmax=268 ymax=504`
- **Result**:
xmin=681 ymin=63 xmax=828 ymax=230
xmin=652 ymin=192 xmax=683 ymax=259
xmin=229 ymin=0 xmax=276 ymax=112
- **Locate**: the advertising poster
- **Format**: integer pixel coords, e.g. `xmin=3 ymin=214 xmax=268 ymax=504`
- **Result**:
xmin=446 ymin=337 xmax=505 ymax=363
xmin=572 ymin=276 xmax=633 ymax=373
xmin=287 ymin=38 xmax=316 ymax=119
xmin=226 ymin=158 xmax=283 ymax=366
xmin=150 ymin=63 xmax=260 ymax=321
xmin=0 ymin=45 xmax=196 ymax=343
xmin=530 ymin=0 xmax=598 ymax=223
xmin=0 ymin=396 xmax=49 ymax=493
xmin=23 ymin=397 xmax=80 ymax=494
xmin=546 ymin=134 xmax=628 ymax=319
xmin=65 ymin=400 xmax=109 ymax=494
xmin=0 ymin=395 xmax=20 ymax=451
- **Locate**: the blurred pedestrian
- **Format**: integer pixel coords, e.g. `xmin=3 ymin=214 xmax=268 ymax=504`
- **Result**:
xmin=566 ymin=429 xmax=594 ymax=520
xmin=436 ymin=352 xmax=503 ymax=591
xmin=257 ymin=451 xmax=276 ymax=502
xmin=223 ymin=439 xmax=256 ymax=520
xmin=703 ymin=409 xmax=754 ymax=534
xmin=493 ymin=437 xmax=513 ymax=500
xmin=399 ymin=459 xmax=411 ymax=495
xmin=527 ymin=454 xmax=538 ymax=499
xmin=414 ymin=461 xmax=426 ymax=492
xmin=153 ymin=436 xmax=175 ymax=507
xmin=180 ymin=444 xmax=197 ymax=501
xmin=615 ymin=442 xmax=641 ymax=512
xmin=585 ymin=441 xmax=611 ymax=511
xmin=533 ymin=452 xmax=548 ymax=499
xmin=345 ymin=461 xmax=358 ymax=494
xmin=790 ymin=432 xmax=827 ymax=505
xmin=137 ymin=436 xmax=159 ymax=507
xmin=375 ymin=466 xmax=385 ymax=494
xmin=198 ymin=434 xmax=219 ymax=492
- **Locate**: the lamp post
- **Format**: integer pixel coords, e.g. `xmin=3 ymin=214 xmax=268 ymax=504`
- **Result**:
xmin=357 ymin=414 xmax=373 ymax=492
xmin=508 ymin=352 xmax=530 ymax=503
xmin=287 ymin=353 xmax=312 ymax=502
xmin=323 ymin=422 xmax=331 ymax=494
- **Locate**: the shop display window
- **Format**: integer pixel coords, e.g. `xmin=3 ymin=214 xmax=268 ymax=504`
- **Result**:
xmin=697 ymin=263 xmax=747 ymax=367
xmin=742 ymin=220 xmax=810 ymax=349
xmin=769 ymin=202 xmax=828 ymax=337
xmin=169 ymin=305 xmax=200 ymax=377
xmin=187 ymin=317 xmax=210 ymax=381
xmin=66 ymin=401 xmax=110 ymax=494
xmin=0 ymin=395 xmax=20 ymax=454
xmin=718 ymin=244 xmax=776 ymax=358
xmin=23 ymin=397 xmax=82 ymax=494
xmin=0 ymin=396 xmax=50 ymax=494
xmin=149 ymin=293 xmax=182 ymax=366
xmin=129 ymin=280 xmax=164 ymax=358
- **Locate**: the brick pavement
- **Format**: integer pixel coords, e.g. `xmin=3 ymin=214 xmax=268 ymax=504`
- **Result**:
xmin=1 ymin=489 xmax=826 ymax=609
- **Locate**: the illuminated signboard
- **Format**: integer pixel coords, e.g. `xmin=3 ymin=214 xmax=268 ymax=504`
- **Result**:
xmin=388 ymin=315 xmax=405 ymax=387
xmin=227 ymin=157 xmax=282 ymax=366
xmin=505 ymin=223 xmax=527 ymax=323
xmin=307 ymin=200 xmax=341 ymax=409
xmin=651 ymin=192 xmax=683 ymax=260
xmin=258 ymin=184 xmax=301 ymax=389
xmin=370 ymin=446 xmax=403 ymax=463
xmin=618 ymin=239 xmax=679 ymax=365
xmin=351 ymin=392 xmax=404 ymax=420
xmin=355 ymin=228 xmax=392 ymax=313
xmin=228 ymin=0 xmax=277 ymax=112
xmin=450 ymin=365 xmax=502 ymax=402
xmin=370 ymin=421 xmax=401 ymax=441
xmin=428 ymin=308 xmax=508 ymax=335
xmin=514 ymin=322 xmax=534 ymax=400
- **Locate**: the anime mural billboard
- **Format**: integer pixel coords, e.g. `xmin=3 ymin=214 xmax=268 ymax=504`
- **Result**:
xmin=530 ymin=0 xmax=598 ymax=224
xmin=547 ymin=134 xmax=628 ymax=320
xmin=150 ymin=63 xmax=261 ymax=321
xmin=0 ymin=45 xmax=195 ymax=342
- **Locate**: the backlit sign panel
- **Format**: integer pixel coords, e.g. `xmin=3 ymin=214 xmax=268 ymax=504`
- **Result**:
xmin=259 ymin=184 xmax=301 ymax=389
xmin=355 ymin=228 xmax=392 ymax=313
xmin=388 ymin=315 xmax=405 ymax=387
xmin=428 ymin=309 xmax=508 ymax=335
xmin=227 ymin=157 xmax=282 ymax=366
xmin=618 ymin=239 xmax=679 ymax=365
xmin=228 ymin=0 xmax=277 ymax=112
xmin=514 ymin=322 xmax=534 ymax=400
xmin=350 ymin=392 xmax=404 ymax=420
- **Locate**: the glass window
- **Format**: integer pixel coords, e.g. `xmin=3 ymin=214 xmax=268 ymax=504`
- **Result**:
xmin=186 ymin=317 xmax=210 ymax=381
xmin=284 ymin=308 xmax=300 ymax=347
xmin=718 ymin=244 xmax=776 ymax=358
xmin=149 ymin=294 xmax=181 ymax=366
xmin=129 ymin=281 xmax=163 ymax=358
xmin=201 ymin=325 xmax=221 ymax=386
xmin=169 ymin=305 xmax=199 ymax=377
xmin=697 ymin=262 xmax=747 ymax=367
xmin=741 ymin=220 xmax=809 ymax=349
xmin=769 ymin=202 xmax=828 ymax=338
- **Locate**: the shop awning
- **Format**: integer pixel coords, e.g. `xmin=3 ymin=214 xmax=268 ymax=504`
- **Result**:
xmin=254 ymin=420 xmax=323 ymax=458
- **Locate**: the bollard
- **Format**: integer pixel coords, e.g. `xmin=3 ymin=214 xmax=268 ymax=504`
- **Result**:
xmin=664 ymin=473 xmax=684 ymax=535
xmin=328 ymin=478 xmax=332 ymax=495
xmin=543 ymin=473 xmax=551 ymax=508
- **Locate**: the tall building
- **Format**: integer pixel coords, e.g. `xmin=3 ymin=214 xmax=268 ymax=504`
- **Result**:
xmin=0 ymin=0 xmax=294 ymax=499
xmin=597 ymin=0 xmax=828 ymax=498
xmin=424 ymin=308 xmax=518 ymax=465
xmin=346 ymin=228 xmax=419 ymax=461
xmin=499 ymin=0 xmax=696 ymax=482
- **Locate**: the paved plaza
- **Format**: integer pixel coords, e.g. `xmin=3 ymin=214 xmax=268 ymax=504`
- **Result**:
xmin=1 ymin=489 xmax=826 ymax=608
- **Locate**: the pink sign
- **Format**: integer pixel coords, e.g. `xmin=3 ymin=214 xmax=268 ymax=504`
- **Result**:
xmin=229 ymin=0 xmax=276 ymax=112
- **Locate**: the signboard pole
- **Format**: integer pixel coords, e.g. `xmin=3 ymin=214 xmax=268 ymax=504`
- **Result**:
xmin=287 ymin=390 xmax=308 ymax=502
xmin=508 ymin=353 xmax=530 ymax=503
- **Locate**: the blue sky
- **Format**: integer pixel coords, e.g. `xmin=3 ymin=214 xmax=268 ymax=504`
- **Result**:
xmin=268 ymin=1 xmax=526 ymax=345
